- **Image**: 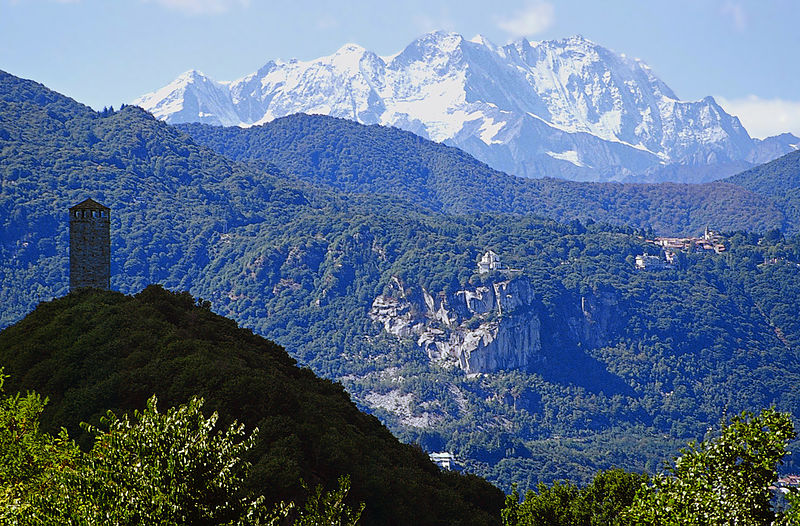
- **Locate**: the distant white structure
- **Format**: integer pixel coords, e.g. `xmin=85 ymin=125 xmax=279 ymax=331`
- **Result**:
xmin=429 ymin=452 xmax=458 ymax=470
xmin=477 ymin=251 xmax=501 ymax=274
xmin=635 ymin=254 xmax=669 ymax=270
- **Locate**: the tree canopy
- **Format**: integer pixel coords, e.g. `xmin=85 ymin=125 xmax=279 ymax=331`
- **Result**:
xmin=0 ymin=370 xmax=362 ymax=525
xmin=503 ymin=408 xmax=798 ymax=525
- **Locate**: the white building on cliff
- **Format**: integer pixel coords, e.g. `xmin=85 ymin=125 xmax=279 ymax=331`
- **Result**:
xmin=477 ymin=251 xmax=501 ymax=274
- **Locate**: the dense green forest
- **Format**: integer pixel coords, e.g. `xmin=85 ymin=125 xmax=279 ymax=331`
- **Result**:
xmin=1 ymin=378 xmax=365 ymax=524
xmin=3 ymin=293 xmax=798 ymax=525
xmin=177 ymin=115 xmax=793 ymax=235
xmin=501 ymin=409 xmax=799 ymax=525
xmin=0 ymin=287 xmax=504 ymax=525
xmin=3 ymin=69 xmax=800 ymax=493
xmin=724 ymin=149 xmax=800 ymax=233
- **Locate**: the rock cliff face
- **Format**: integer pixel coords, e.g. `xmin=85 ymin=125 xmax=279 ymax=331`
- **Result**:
xmin=572 ymin=290 xmax=621 ymax=348
xmin=370 ymin=276 xmax=543 ymax=373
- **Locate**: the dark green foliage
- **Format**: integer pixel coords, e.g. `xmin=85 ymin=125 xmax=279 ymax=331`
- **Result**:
xmin=0 ymin=370 xmax=82 ymax=521
xmin=502 ymin=482 xmax=580 ymax=526
xmin=503 ymin=410 xmax=798 ymax=525
xmin=725 ymin=150 xmax=800 ymax=232
xmin=177 ymin=115 xmax=788 ymax=236
xmin=0 ymin=380 xmax=363 ymax=525
xmin=13 ymin=395 xmax=268 ymax=525
xmin=5 ymin=69 xmax=800 ymax=495
xmin=577 ymin=469 xmax=649 ymax=525
xmin=501 ymin=469 xmax=648 ymax=526
xmin=295 ymin=475 xmax=364 ymax=526
xmin=70 ymin=395 xmax=260 ymax=525
xmin=0 ymin=287 xmax=504 ymax=525
xmin=627 ymin=409 xmax=796 ymax=525
xmin=0 ymin=69 xmax=310 ymax=328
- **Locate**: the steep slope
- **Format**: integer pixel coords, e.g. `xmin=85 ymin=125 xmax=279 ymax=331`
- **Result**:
xmin=726 ymin=149 xmax=800 ymax=196
xmin=0 ymin=286 xmax=504 ymax=525
xmin=0 ymin=68 xmax=293 ymax=328
xmin=750 ymin=133 xmax=800 ymax=164
xmin=725 ymin=149 xmax=800 ymax=233
xmin=176 ymin=114 xmax=787 ymax=234
xmin=134 ymin=69 xmax=240 ymax=125
xmin=5 ymin=69 xmax=800 ymax=494
xmin=135 ymin=32 xmax=797 ymax=182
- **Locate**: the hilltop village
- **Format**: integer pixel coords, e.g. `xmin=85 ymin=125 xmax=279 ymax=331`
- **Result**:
xmin=636 ymin=226 xmax=726 ymax=269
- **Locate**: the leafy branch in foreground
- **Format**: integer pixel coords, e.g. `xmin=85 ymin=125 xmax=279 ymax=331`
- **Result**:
xmin=295 ymin=475 xmax=364 ymax=526
xmin=0 ymin=378 xmax=362 ymax=525
xmin=0 ymin=368 xmax=81 ymax=523
xmin=61 ymin=395 xmax=263 ymax=524
xmin=502 ymin=408 xmax=798 ymax=526
xmin=626 ymin=408 xmax=796 ymax=526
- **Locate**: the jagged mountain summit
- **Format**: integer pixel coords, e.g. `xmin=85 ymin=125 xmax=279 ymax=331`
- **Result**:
xmin=135 ymin=31 xmax=798 ymax=182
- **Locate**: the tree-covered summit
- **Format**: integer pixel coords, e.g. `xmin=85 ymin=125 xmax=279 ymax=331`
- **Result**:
xmin=0 ymin=285 xmax=504 ymax=525
xmin=724 ymin=149 xmax=800 ymax=233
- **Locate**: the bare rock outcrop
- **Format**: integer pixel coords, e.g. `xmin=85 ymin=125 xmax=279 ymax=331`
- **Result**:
xmin=370 ymin=276 xmax=543 ymax=373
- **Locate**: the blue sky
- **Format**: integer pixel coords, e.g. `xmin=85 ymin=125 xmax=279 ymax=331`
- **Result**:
xmin=2 ymin=0 xmax=799 ymax=138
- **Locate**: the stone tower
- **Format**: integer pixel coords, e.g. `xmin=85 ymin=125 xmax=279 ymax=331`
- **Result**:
xmin=69 ymin=198 xmax=110 ymax=291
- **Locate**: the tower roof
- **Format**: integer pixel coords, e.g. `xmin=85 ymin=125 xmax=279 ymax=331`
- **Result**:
xmin=69 ymin=198 xmax=109 ymax=211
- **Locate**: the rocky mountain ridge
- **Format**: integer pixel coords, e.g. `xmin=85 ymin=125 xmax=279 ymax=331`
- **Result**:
xmin=135 ymin=31 xmax=798 ymax=182
xmin=370 ymin=275 xmax=542 ymax=374
xmin=369 ymin=272 xmax=623 ymax=374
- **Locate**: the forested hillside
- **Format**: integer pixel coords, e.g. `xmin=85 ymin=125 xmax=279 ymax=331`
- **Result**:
xmin=177 ymin=116 xmax=793 ymax=235
xmin=0 ymin=69 xmax=307 ymax=326
xmin=0 ymin=286 xmax=504 ymax=525
xmin=3 ymin=69 xmax=800 ymax=493
xmin=725 ymin=149 xmax=800 ymax=233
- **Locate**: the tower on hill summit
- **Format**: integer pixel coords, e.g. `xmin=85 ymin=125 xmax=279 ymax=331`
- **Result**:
xmin=69 ymin=198 xmax=110 ymax=291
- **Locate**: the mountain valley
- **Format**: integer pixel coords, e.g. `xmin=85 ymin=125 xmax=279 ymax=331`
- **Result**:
xmin=3 ymin=68 xmax=800 ymax=495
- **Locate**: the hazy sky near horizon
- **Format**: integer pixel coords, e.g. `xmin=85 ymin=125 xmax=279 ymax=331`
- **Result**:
xmin=2 ymin=0 xmax=799 ymax=138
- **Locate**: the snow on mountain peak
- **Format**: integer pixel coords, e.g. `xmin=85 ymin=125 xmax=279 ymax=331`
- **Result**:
xmin=134 ymin=31 xmax=791 ymax=182
xmin=562 ymin=34 xmax=594 ymax=46
xmin=337 ymin=42 xmax=366 ymax=52
xmin=332 ymin=42 xmax=369 ymax=61
xmin=469 ymin=34 xmax=497 ymax=49
xmin=418 ymin=30 xmax=465 ymax=50
xmin=390 ymin=31 xmax=466 ymax=68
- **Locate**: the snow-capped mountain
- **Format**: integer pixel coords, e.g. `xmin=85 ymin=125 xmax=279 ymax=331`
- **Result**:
xmin=134 ymin=32 xmax=799 ymax=182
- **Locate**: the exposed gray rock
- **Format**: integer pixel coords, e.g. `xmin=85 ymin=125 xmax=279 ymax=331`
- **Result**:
xmin=554 ymin=288 xmax=623 ymax=350
xmin=370 ymin=276 xmax=543 ymax=373
xmin=578 ymin=290 xmax=621 ymax=348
